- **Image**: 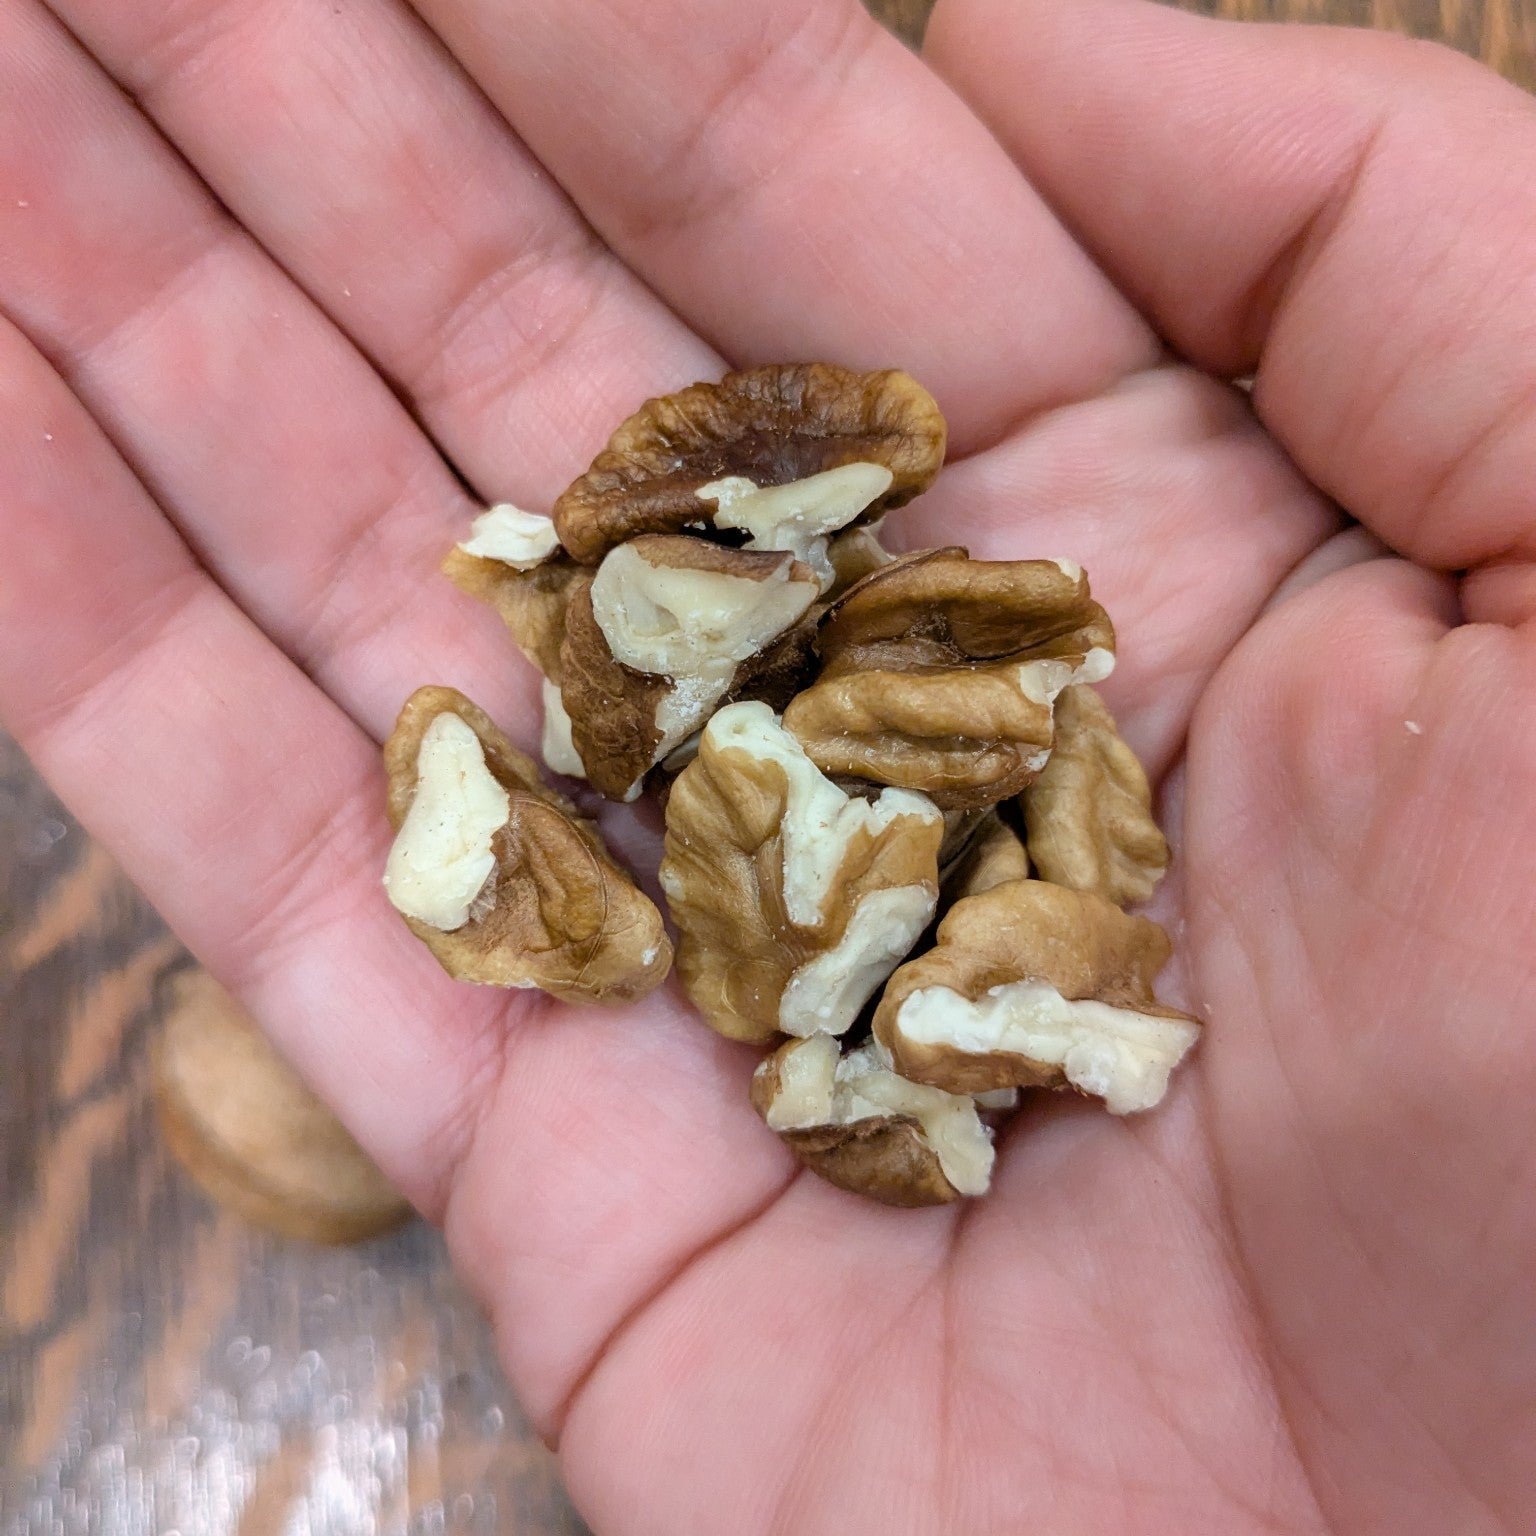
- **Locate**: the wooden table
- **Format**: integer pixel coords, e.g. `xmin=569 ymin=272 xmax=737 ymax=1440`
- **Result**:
xmin=3 ymin=3 xmax=1531 ymax=1533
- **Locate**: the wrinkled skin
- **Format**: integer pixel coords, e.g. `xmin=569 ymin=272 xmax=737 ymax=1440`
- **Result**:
xmin=1 ymin=1 xmax=1533 ymax=1534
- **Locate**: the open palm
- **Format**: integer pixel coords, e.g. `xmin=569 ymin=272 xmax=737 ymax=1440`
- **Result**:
xmin=2 ymin=0 xmax=1532 ymax=1530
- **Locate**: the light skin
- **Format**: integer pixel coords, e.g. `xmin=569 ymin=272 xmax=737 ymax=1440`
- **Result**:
xmin=1 ymin=0 xmax=1533 ymax=1528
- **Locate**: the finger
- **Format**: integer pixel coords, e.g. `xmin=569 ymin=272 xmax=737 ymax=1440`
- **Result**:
xmin=0 ymin=321 xmax=793 ymax=1431
xmin=40 ymin=0 xmax=719 ymax=504
xmin=0 ymin=313 xmax=501 ymax=1198
xmin=894 ymin=365 xmax=1340 ymax=779
xmin=405 ymin=0 xmax=1160 ymax=452
xmin=0 ymin=0 xmax=548 ymax=742
xmin=928 ymin=0 xmax=1536 ymax=588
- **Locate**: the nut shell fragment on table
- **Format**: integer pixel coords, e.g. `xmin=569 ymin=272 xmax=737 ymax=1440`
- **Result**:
xmin=551 ymin=363 xmax=946 ymax=566
xmin=784 ymin=549 xmax=1117 ymax=810
xmin=873 ymin=878 xmax=1198 ymax=1111
xmin=383 ymin=685 xmax=671 ymax=1003
xmin=751 ymin=1036 xmax=997 ymax=1207
xmin=1020 ymin=684 xmax=1168 ymax=907
xmin=660 ymin=701 xmax=943 ymax=1043
xmin=155 ymin=971 xmax=410 ymax=1244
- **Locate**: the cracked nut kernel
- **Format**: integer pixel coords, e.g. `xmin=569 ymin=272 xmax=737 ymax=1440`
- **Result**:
xmin=442 ymin=539 xmax=588 ymax=685
xmin=784 ymin=549 xmax=1116 ymax=810
xmin=539 ymin=677 xmax=586 ymax=780
xmin=456 ymin=502 xmax=563 ymax=568
xmin=695 ymin=462 xmax=893 ymax=589
xmin=751 ymin=1036 xmax=996 ymax=1206
xmin=660 ymin=701 xmax=943 ymax=1043
xmin=945 ymin=812 xmax=1031 ymax=899
xmin=1021 ymin=685 xmax=1168 ymax=907
xmin=383 ymin=686 xmax=671 ymax=1002
xmin=825 ymin=522 xmax=896 ymax=592
xmin=872 ymin=878 xmax=1198 ymax=1111
xmin=559 ymin=537 xmax=823 ymax=801
xmin=551 ymin=363 xmax=946 ymax=564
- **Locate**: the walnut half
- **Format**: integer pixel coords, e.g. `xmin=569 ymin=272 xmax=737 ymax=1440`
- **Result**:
xmin=552 ymin=363 xmax=946 ymax=564
xmin=784 ymin=549 xmax=1116 ymax=810
xmin=556 ymin=538 xmax=823 ymax=801
xmin=660 ymin=701 xmax=943 ymax=1042
xmin=751 ymin=1037 xmax=996 ymax=1206
xmin=1020 ymin=685 xmax=1168 ymax=907
xmin=873 ymin=878 xmax=1198 ymax=1112
xmin=383 ymin=686 xmax=671 ymax=1003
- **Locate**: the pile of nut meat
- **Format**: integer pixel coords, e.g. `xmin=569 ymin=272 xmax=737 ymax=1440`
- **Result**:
xmin=383 ymin=364 xmax=1200 ymax=1208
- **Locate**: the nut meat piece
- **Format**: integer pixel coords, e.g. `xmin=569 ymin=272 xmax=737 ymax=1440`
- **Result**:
xmin=945 ymin=813 xmax=1031 ymax=898
xmin=1021 ymin=685 xmax=1168 ymax=906
xmin=785 ymin=549 xmax=1116 ymax=810
xmin=751 ymin=1037 xmax=996 ymax=1206
xmin=383 ymin=686 xmax=671 ymax=1002
xmin=456 ymin=502 xmax=563 ymax=568
xmin=695 ymin=463 xmax=894 ymax=590
xmin=560 ymin=537 xmax=822 ymax=800
xmin=873 ymin=879 xmax=1198 ymax=1111
xmin=442 ymin=537 xmax=587 ymax=685
xmin=660 ymin=701 xmax=943 ymax=1042
xmin=552 ymin=364 xmax=946 ymax=564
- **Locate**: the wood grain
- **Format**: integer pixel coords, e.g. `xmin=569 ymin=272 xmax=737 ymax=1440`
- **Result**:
xmin=0 ymin=734 xmax=585 ymax=1535
xmin=869 ymin=0 xmax=1536 ymax=86
xmin=1179 ymin=0 xmax=1536 ymax=87
xmin=3 ymin=2 xmax=1532 ymax=1533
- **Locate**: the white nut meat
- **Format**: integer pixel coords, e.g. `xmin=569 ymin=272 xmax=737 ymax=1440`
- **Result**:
xmin=752 ymin=1037 xmax=996 ymax=1205
xmin=873 ymin=878 xmax=1200 ymax=1108
xmin=661 ymin=701 xmax=943 ymax=1043
xmin=384 ymin=712 xmax=510 ymax=930
xmin=590 ymin=540 xmax=820 ymax=680
xmin=456 ymin=503 xmax=563 ymax=569
xmin=540 ymin=677 xmax=586 ymax=780
xmin=382 ymin=687 xmax=672 ymax=1002
xmin=561 ymin=538 xmax=822 ymax=802
xmin=890 ymin=979 xmax=1199 ymax=1115
xmin=697 ymin=461 xmax=895 ymax=589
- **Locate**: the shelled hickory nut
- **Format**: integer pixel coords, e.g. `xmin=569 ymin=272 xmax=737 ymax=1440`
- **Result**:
xmin=661 ymin=702 xmax=943 ymax=1043
xmin=873 ymin=878 xmax=1198 ymax=1112
xmin=386 ymin=360 xmax=1202 ymax=1212
xmin=784 ymin=548 xmax=1116 ymax=810
xmin=444 ymin=364 xmax=944 ymax=799
xmin=383 ymin=686 xmax=671 ymax=1003
xmin=751 ymin=1036 xmax=998 ymax=1207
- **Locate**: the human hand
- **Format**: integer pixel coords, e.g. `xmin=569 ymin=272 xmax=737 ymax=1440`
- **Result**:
xmin=1 ymin=0 xmax=1532 ymax=1530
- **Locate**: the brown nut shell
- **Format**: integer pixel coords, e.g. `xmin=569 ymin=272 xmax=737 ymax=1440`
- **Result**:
xmin=552 ymin=364 xmax=946 ymax=563
xmin=155 ymin=972 xmax=410 ymax=1244
xmin=1020 ymin=685 xmax=1168 ymax=907
xmin=384 ymin=686 xmax=671 ymax=1003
